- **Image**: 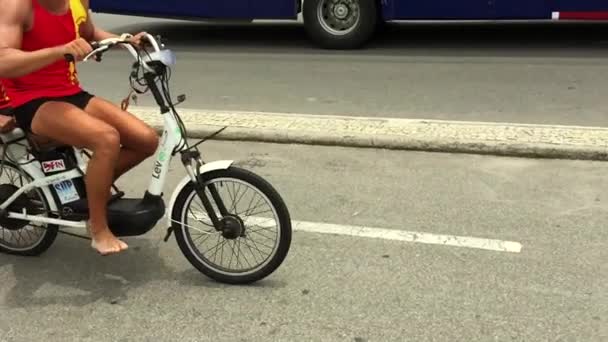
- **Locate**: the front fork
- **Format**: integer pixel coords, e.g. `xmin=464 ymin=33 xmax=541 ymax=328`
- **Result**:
xmin=164 ymin=151 xmax=229 ymax=242
xmin=182 ymin=151 xmax=229 ymax=230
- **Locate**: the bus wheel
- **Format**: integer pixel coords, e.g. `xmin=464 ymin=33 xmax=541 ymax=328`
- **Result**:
xmin=303 ymin=0 xmax=378 ymax=49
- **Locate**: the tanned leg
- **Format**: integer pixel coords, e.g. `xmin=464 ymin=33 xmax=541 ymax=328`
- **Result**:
xmin=84 ymin=97 xmax=159 ymax=181
xmin=30 ymin=101 xmax=127 ymax=255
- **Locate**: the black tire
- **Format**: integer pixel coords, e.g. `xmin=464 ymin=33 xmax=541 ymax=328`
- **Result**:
xmin=171 ymin=166 xmax=292 ymax=285
xmin=0 ymin=161 xmax=58 ymax=256
xmin=303 ymin=0 xmax=378 ymax=49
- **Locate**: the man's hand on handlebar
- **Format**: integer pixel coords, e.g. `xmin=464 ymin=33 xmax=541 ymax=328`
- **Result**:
xmin=127 ymin=32 xmax=149 ymax=49
xmin=59 ymin=38 xmax=93 ymax=62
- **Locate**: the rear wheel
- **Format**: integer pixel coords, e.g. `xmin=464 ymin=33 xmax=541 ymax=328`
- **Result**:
xmin=0 ymin=161 xmax=58 ymax=256
xmin=303 ymin=0 xmax=378 ymax=49
xmin=171 ymin=166 xmax=292 ymax=284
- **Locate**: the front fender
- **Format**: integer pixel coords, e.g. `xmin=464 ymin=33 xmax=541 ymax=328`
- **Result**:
xmin=166 ymin=160 xmax=233 ymax=226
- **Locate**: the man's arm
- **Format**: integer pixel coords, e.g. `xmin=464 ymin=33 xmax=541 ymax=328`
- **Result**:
xmin=79 ymin=0 xmax=118 ymax=41
xmin=83 ymin=17 xmax=119 ymax=41
xmin=79 ymin=0 xmax=146 ymax=46
xmin=0 ymin=0 xmax=62 ymax=78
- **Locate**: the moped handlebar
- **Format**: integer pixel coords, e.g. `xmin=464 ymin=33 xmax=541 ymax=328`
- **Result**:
xmin=63 ymin=33 xmax=163 ymax=73
xmin=64 ymin=41 xmax=101 ymax=63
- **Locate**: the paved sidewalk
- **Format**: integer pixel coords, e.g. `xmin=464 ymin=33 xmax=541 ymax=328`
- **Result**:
xmin=130 ymin=106 xmax=608 ymax=161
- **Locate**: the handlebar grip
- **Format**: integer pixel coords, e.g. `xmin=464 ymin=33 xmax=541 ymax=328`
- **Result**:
xmin=64 ymin=41 xmax=101 ymax=63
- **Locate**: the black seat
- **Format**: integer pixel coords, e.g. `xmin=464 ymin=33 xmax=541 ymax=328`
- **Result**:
xmin=0 ymin=127 xmax=70 ymax=152
xmin=29 ymin=134 xmax=68 ymax=150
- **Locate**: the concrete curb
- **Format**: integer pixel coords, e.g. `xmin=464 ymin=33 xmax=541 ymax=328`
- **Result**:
xmin=129 ymin=106 xmax=608 ymax=161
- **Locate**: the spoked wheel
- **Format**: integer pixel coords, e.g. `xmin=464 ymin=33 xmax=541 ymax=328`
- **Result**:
xmin=171 ymin=166 xmax=292 ymax=284
xmin=0 ymin=161 xmax=58 ymax=256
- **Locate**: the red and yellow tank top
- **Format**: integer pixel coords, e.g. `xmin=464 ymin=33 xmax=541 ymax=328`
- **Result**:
xmin=0 ymin=81 xmax=10 ymax=109
xmin=4 ymin=0 xmax=88 ymax=108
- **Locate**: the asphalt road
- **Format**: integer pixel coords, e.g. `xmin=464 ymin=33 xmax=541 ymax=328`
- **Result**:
xmin=75 ymin=14 xmax=608 ymax=127
xmin=0 ymin=141 xmax=606 ymax=341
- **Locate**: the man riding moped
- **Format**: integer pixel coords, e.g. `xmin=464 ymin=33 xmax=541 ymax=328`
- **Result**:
xmin=0 ymin=0 xmax=160 ymax=255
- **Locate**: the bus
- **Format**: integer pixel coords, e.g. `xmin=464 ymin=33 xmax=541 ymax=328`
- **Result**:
xmin=90 ymin=0 xmax=608 ymax=49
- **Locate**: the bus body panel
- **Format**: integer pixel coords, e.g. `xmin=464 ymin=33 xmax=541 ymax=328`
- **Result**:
xmin=494 ymin=1 xmax=549 ymax=19
xmin=90 ymin=0 xmax=297 ymax=19
xmin=553 ymin=0 xmax=608 ymax=12
xmin=90 ymin=0 xmax=250 ymax=18
xmin=382 ymin=0 xmax=608 ymax=20
xmin=380 ymin=0 xmax=395 ymax=20
xmin=89 ymin=0 xmax=250 ymax=19
xmin=390 ymin=0 xmax=494 ymax=19
xmin=550 ymin=0 xmax=608 ymax=19
xmin=247 ymin=0 xmax=298 ymax=18
xmin=90 ymin=0 xmax=608 ymax=21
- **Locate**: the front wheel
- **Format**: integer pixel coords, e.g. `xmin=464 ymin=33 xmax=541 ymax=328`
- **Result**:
xmin=171 ymin=166 xmax=292 ymax=284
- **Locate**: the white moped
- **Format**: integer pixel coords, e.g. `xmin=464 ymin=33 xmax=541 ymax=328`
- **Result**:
xmin=0 ymin=34 xmax=292 ymax=284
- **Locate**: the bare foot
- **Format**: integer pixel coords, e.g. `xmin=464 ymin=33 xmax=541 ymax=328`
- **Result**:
xmin=117 ymin=239 xmax=128 ymax=251
xmin=89 ymin=225 xmax=128 ymax=255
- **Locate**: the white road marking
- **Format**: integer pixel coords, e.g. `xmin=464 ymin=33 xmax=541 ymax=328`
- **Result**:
xmin=241 ymin=216 xmax=523 ymax=253
xmin=188 ymin=212 xmax=522 ymax=253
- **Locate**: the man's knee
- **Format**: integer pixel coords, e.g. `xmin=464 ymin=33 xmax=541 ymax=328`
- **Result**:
xmin=141 ymin=127 xmax=159 ymax=156
xmin=92 ymin=127 xmax=121 ymax=154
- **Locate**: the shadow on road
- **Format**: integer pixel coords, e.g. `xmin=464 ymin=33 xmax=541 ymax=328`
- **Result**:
xmin=1 ymin=234 xmax=285 ymax=308
xmin=104 ymin=19 xmax=608 ymax=57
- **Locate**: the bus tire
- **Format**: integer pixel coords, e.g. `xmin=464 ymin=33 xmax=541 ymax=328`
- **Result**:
xmin=303 ymin=0 xmax=378 ymax=49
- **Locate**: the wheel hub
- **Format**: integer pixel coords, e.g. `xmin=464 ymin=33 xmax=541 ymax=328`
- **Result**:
xmin=220 ymin=215 xmax=245 ymax=240
xmin=333 ymin=3 xmax=349 ymax=19
xmin=318 ymin=0 xmax=360 ymax=35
